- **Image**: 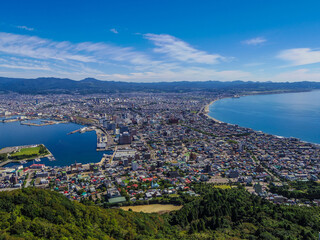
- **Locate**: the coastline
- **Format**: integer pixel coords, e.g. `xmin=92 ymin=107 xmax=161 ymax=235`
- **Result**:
xmin=203 ymin=89 xmax=315 ymax=125
xmin=204 ymin=99 xmax=224 ymax=123
xmin=0 ymin=146 xmax=53 ymax=168
xmin=203 ymin=90 xmax=320 ymax=145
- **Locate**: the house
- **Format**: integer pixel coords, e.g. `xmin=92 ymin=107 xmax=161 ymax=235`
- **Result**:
xmin=30 ymin=164 xmax=45 ymax=169
xmin=228 ymin=170 xmax=239 ymax=178
xmin=168 ymin=171 xmax=180 ymax=178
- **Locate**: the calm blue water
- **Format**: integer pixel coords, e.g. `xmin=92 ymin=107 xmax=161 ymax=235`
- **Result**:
xmin=0 ymin=121 xmax=106 ymax=167
xmin=209 ymin=91 xmax=320 ymax=144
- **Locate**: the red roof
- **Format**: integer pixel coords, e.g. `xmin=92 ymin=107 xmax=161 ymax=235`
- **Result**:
xmin=142 ymin=178 xmax=153 ymax=182
xmin=30 ymin=164 xmax=45 ymax=167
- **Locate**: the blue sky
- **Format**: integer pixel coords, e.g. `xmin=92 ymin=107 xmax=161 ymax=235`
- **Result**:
xmin=1 ymin=0 xmax=320 ymax=82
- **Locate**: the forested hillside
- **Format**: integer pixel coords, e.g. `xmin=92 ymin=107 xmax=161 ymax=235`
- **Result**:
xmin=0 ymin=188 xmax=176 ymax=240
xmin=170 ymin=185 xmax=319 ymax=239
xmin=1 ymin=77 xmax=320 ymax=94
xmin=0 ymin=186 xmax=319 ymax=239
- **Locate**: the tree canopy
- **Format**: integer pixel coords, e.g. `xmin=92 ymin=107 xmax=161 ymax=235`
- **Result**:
xmin=0 ymin=186 xmax=319 ymax=239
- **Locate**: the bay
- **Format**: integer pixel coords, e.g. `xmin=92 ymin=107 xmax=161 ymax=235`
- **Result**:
xmin=208 ymin=90 xmax=320 ymax=144
xmin=0 ymin=120 xmax=106 ymax=167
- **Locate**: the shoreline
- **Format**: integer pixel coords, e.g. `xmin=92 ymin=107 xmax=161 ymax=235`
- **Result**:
xmin=0 ymin=146 xmax=53 ymax=167
xmin=203 ymin=90 xmax=320 ymax=145
xmin=203 ymin=89 xmax=316 ymax=125
xmin=204 ymin=99 xmax=225 ymax=123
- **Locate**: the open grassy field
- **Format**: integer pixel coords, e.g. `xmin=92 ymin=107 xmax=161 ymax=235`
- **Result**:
xmin=11 ymin=146 xmax=41 ymax=157
xmin=120 ymin=204 xmax=183 ymax=213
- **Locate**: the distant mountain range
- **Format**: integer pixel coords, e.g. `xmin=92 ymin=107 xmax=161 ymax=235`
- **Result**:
xmin=1 ymin=76 xmax=320 ymax=94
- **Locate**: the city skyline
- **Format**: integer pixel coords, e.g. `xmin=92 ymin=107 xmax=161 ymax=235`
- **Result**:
xmin=1 ymin=0 xmax=320 ymax=82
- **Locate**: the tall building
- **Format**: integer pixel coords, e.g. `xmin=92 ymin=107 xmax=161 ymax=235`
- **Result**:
xmin=119 ymin=132 xmax=131 ymax=145
xmin=119 ymin=125 xmax=129 ymax=133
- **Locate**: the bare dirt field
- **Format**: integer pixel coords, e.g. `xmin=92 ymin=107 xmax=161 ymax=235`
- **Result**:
xmin=120 ymin=204 xmax=183 ymax=213
xmin=208 ymin=175 xmax=236 ymax=184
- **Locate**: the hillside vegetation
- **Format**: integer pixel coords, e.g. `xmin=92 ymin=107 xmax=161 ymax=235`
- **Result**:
xmin=1 ymin=77 xmax=320 ymax=94
xmin=170 ymin=184 xmax=319 ymax=239
xmin=0 ymin=185 xmax=319 ymax=239
xmin=0 ymin=188 xmax=176 ymax=240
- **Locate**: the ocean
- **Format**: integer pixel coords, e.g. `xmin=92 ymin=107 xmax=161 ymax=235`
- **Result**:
xmin=208 ymin=90 xmax=320 ymax=144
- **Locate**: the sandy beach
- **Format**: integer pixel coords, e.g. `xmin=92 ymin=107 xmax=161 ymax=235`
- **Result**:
xmin=203 ymin=99 xmax=223 ymax=123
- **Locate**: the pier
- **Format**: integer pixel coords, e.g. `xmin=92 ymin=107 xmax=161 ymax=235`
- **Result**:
xmin=67 ymin=126 xmax=96 ymax=135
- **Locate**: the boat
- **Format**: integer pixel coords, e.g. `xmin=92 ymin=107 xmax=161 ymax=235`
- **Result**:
xmin=35 ymin=158 xmax=41 ymax=162
xmin=20 ymin=160 xmax=27 ymax=164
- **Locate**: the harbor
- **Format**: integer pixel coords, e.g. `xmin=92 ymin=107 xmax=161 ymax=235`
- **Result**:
xmin=0 ymin=120 xmax=105 ymax=167
xmin=1 ymin=117 xmax=67 ymax=126
xmin=0 ymin=144 xmax=54 ymax=167
xmin=67 ymin=126 xmax=114 ymax=151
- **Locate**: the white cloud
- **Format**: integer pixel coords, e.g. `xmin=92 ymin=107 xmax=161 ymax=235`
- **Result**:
xmin=0 ymin=57 xmax=51 ymax=71
xmin=0 ymin=32 xmax=254 ymax=82
xmin=144 ymin=33 xmax=225 ymax=64
xmin=110 ymin=28 xmax=118 ymax=34
xmin=0 ymin=32 xmax=156 ymax=67
xmin=272 ymin=69 xmax=320 ymax=82
xmin=0 ymin=64 xmax=50 ymax=71
xmin=242 ymin=37 xmax=266 ymax=46
xmin=277 ymin=48 xmax=320 ymax=66
xmin=16 ymin=25 xmax=34 ymax=31
xmin=0 ymin=32 xmax=171 ymax=80
xmin=0 ymin=32 xmax=95 ymax=62
xmin=98 ymin=67 xmax=251 ymax=82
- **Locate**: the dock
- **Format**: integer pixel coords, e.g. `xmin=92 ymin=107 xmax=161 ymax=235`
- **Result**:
xmin=95 ymin=126 xmax=116 ymax=151
xmin=67 ymin=126 xmax=95 ymax=135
